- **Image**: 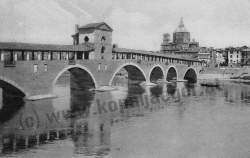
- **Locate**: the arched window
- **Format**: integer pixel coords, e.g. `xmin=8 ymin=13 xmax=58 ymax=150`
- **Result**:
xmin=101 ymin=36 xmax=106 ymax=41
xmin=101 ymin=46 xmax=105 ymax=53
xmin=84 ymin=36 xmax=89 ymax=42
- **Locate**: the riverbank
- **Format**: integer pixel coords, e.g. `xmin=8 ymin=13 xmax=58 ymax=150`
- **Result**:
xmin=199 ymin=77 xmax=250 ymax=83
xmin=199 ymin=67 xmax=250 ymax=82
xmin=198 ymin=74 xmax=232 ymax=80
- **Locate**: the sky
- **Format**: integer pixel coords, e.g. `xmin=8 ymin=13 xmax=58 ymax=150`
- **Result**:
xmin=0 ymin=0 xmax=250 ymax=51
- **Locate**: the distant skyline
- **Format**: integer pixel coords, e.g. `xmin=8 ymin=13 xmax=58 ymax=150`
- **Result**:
xmin=0 ymin=0 xmax=250 ymax=51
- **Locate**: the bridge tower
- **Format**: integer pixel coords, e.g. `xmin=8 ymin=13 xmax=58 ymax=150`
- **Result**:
xmin=72 ymin=22 xmax=113 ymax=60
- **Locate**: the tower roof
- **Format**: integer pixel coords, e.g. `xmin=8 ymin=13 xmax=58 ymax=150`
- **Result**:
xmin=163 ymin=33 xmax=170 ymax=36
xmin=174 ymin=17 xmax=189 ymax=33
xmin=79 ymin=22 xmax=112 ymax=30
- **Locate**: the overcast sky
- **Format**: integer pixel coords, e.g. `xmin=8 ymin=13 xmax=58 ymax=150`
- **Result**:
xmin=0 ymin=0 xmax=250 ymax=51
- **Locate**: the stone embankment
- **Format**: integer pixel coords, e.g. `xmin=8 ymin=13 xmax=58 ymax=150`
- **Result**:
xmin=198 ymin=74 xmax=231 ymax=80
xmin=199 ymin=67 xmax=250 ymax=82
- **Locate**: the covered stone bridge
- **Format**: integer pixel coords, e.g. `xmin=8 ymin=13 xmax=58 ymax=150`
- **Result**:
xmin=0 ymin=43 xmax=202 ymax=101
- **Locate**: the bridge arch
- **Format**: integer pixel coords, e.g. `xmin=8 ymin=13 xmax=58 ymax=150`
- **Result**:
xmin=148 ymin=64 xmax=164 ymax=82
xmin=109 ymin=62 xmax=147 ymax=85
xmin=0 ymin=75 xmax=29 ymax=96
xmin=51 ymin=64 xmax=98 ymax=93
xmin=183 ymin=67 xmax=197 ymax=83
xmin=166 ymin=66 xmax=178 ymax=81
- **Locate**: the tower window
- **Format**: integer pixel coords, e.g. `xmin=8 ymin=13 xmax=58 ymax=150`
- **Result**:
xmin=84 ymin=36 xmax=89 ymax=42
xmin=101 ymin=46 xmax=105 ymax=53
xmin=101 ymin=36 xmax=106 ymax=41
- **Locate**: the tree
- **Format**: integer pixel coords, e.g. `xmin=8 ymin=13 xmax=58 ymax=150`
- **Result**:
xmin=216 ymin=53 xmax=225 ymax=67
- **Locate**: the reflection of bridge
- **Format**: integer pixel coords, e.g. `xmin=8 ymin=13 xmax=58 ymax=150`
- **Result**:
xmin=0 ymin=123 xmax=111 ymax=156
xmin=0 ymin=82 xmax=196 ymax=156
xmin=0 ymin=22 xmax=202 ymax=100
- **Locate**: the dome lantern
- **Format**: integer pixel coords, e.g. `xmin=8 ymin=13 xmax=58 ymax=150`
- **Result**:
xmin=175 ymin=17 xmax=189 ymax=33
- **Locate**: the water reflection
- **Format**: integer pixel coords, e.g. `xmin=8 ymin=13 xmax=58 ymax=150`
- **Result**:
xmin=166 ymin=83 xmax=177 ymax=95
xmin=150 ymin=85 xmax=163 ymax=97
xmin=123 ymin=84 xmax=145 ymax=109
xmin=0 ymin=90 xmax=25 ymax=124
xmin=69 ymin=88 xmax=95 ymax=118
xmin=1 ymin=79 xmax=250 ymax=157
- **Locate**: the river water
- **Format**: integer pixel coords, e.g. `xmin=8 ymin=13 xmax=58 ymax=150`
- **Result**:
xmin=1 ymin=77 xmax=250 ymax=158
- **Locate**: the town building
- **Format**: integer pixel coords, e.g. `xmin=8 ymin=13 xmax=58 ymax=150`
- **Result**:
xmin=197 ymin=52 xmax=211 ymax=64
xmin=223 ymin=46 xmax=249 ymax=67
xmin=241 ymin=48 xmax=250 ymax=65
xmin=228 ymin=47 xmax=242 ymax=66
xmin=160 ymin=17 xmax=250 ymax=67
xmin=161 ymin=17 xmax=199 ymax=54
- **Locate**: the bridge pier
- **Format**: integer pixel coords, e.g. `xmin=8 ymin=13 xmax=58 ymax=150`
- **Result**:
xmin=25 ymin=136 xmax=28 ymax=148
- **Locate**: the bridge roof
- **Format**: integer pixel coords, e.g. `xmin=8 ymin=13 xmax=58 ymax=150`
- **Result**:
xmin=113 ymin=48 xmax=200 ymax=62
xmin=0 ymin=42 xmax=94 ymax=52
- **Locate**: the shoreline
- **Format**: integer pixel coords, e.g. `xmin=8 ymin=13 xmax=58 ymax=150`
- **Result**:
xmin=198 ymin=75 xmax=250 ymax=82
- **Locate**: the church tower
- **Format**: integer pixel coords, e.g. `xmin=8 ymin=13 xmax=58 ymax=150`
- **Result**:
xmin=72 ymin=22 xmax=113 ymax=60
xmin=173 ymin=17 xmax=190 ymax=48
xmin=161 ymin=33 xmax=172 ymax=53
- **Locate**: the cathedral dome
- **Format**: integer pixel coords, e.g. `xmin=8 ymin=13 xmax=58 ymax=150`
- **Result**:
xmin=174 ymin=17 xmax=189 ymax=33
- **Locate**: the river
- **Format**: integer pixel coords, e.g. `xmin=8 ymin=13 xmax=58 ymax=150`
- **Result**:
xmin=1 ymin=77 xmax=250 ymax=158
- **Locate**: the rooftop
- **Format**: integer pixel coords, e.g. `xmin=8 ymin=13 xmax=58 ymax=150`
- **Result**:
xmin=189 ymin=42 xmax=199 ymax=44
xmin=161 ymin=42 xmax=172 ymax=46
xmin=198 ymin=53 xmax=210 ymax=56
xmin=78 ymin=22 xmax=113 ymax=31
xmin=0 ymin=42 xmax=94 ymax=52
xmin=79 ymin=22 xmax=105 ymax=29
xmin=113 ymin=48 xmax=200 ymax=62
xmin=243 ymin=49 xmax=250 ymax=52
